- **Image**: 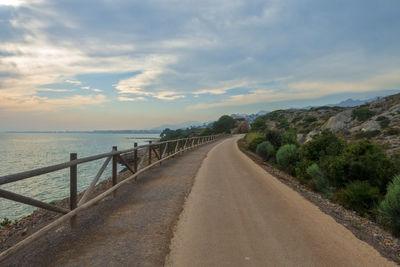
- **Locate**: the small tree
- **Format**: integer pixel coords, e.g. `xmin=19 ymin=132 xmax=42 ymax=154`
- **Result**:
xmin=251 ymin=116 xmax=267 ymax=132
xmin=213 ymin=115 xmax=236 ymax=133
xmin=265 ymin=130 xmax=283 ymax=149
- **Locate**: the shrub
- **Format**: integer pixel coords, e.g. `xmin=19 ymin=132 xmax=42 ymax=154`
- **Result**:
xmin=0 ymin=217 xmax=11 ymax=227
xmin=352 ymin=107 xmax=376 ymax=122
xmin=323 ymin=141 xmax=395 ymax=192
xmin=307 ymin=163 xmax=330 ymax=196
xmin=247 ymin=136 xmax=266 ymax=152
xmin=276 ymin=144 xmax=299 ymax=175
xmin=336 ymin=181 xmax=381 ymax=216
xmin=301 ymin=130 xmax=345 ymax=161
xmin=376 ymin=116 xmax=390 ymax=128
xmin=304 ymin=116 xmax=317 ymax=123
xmin=295 ymin=160 xmax=314 ymax=183
xmin=355 ymin=130 xmax=381 ymax=139
xmin=265 ymin=130 xmax=283 ymax=149
xmin=277 ymin=118 xmax=289 ymax=129
xmin=282 ymin=128 xmax=298 ymax=146
xmin=244 ymin=132 xmax=263 ymax=143
xmin=385 ymin=128 xmax=400 ymax=136
xmin=291 ymin=116 xmax=303 ymax=124
xmin=256 ymin=141 xmax=275 ymax=161
xmin=251 ymin=116 xmax=267 ymax=132
xmin=378 ymin=175 xmax=400 ymax=236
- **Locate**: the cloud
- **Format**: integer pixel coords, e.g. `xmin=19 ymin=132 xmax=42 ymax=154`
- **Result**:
xmin=118 ymin=96 xmax=146 ymax=102
xmin=65 ymin=80 xmax=82 ymax=85
xmin=114 ymin=54 xmax=178 ymax=96
xmin=1 ymin=0 xmax=400 ymax=130
xmin=0 ymin=0 xmax=42 ymax=7
xmin=188 ymin=70 xmax=400 ymax=109
xmin=154 ymin=91 xmax=185 ymax=101
xmin=37 ymin=88 xmax=75 ymax=92
xmin=1 ymin=94 xmax=107 ymax=112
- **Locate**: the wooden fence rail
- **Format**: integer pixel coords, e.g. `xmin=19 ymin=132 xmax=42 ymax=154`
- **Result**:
xmin=0 ymin=134 xmax=225 ymax=262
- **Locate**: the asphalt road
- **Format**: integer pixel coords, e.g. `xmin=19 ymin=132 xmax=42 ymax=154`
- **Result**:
xmin=166 ymin=135 xmax=395 ymax=267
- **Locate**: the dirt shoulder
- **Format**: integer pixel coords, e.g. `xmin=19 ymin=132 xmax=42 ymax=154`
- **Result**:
xmin=237 ymin=139 xmax=400 ymax=264
xmin=1 ymin=140 xmax=221 ymax=267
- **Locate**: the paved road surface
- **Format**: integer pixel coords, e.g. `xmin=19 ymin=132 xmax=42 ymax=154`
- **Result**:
xmin=167 ymin=135 xmax=395 ymax=267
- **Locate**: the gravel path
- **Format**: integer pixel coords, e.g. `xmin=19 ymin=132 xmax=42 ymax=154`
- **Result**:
xmin=1 ymin=140 xmax=221 ymax=267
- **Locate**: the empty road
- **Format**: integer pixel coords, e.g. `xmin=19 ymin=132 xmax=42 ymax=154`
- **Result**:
xmin=167 ymin=135 xmax=394 ymax=267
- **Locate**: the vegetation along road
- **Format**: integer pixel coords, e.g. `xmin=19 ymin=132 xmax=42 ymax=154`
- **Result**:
xmin=166 ymin=135 xmax=395 ymax=266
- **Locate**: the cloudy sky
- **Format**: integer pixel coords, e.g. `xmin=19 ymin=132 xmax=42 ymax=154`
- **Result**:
xmin=0 ymin=0 xmax=399 ymax=130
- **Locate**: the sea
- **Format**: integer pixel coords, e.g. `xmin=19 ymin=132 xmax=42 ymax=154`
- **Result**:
xmin=0 ymin=133 xmax=160 ymax=221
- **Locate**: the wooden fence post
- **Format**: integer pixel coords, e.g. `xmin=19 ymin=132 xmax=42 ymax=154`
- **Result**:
xmin=70 ymin=153 xmax=77 ymax=227
xmin=148 ymin=141 xmax=152 ymax=165
xmin=133 ymin=142 xmax=138 ymax=173
xmin=112 ymin=146 xmax=118 ymax=197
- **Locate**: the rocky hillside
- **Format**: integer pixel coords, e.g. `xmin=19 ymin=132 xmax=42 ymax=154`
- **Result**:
xmin=254 ymin=93 xmax=400 ymax=155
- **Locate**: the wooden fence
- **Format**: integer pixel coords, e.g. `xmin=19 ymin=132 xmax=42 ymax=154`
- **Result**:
xmin=0 ymin=134 xmax=224 ymax=261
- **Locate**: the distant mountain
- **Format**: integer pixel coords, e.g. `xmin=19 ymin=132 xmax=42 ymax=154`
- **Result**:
xmin=231 ymin=110 xmax=270 ymax=123
xmin=151 ymin=121 xmax=208 ymax=131
xmin=303 ymin=97 xmax=380 ymax=109
xmin=326 ymin=97 xmax=379 ymax=107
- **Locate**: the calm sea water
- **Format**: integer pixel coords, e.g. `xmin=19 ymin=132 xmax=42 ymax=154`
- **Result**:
xmin=0 ymin=133 xmax=160 ymax=221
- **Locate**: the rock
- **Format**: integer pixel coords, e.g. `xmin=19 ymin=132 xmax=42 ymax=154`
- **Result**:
xmin=321 ymin=109 xmax=354 ymax=133
xmin=296 ymin=133 xmax=306 ymax=144
xmin=360 ymin=120 xmax=381 ymax=132
xmin=305 ymin=129 xmax=320 ymax=143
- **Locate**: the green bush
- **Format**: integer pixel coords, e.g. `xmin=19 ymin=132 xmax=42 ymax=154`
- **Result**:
xmin=295 ymin=159 xmax=314 ymax=183
xmin=376 ymin=116 xmax=390 ymax=128
xmin=304 ymin=116 xmax=317 ymax=123
xmin=0 ymin=217 xmax=11 ymax=227
xmin=251 ymin=116 xmax=267 ymax=132
xmin=265 ymin=130 xmax=283 ymax=149
xmin=352 ymin=107 xmax=376 ymax=122
xmin=301 ymin=131 xmax=345 ymax=161
xmin=323 ymin=141 xmax=395 ymax=192
xmin=247 ymin=136 xmax=266 ymax=152
xmin=385 ymin=128 xmax=400 ymax=136
xmin=256 ymin=141 xmax=275 ymax=161
xmin=291 ymin=116 xmax=303 ymax=124
xmin=276 ymin=144 xmax=299 ymax=175
xmin=244 ymin=132 xmax=263 ymax=143
xmin=307 ymin=163 xmax=330 ymax=196
xmin=277 ymin=118 xmax=289 ymax=129
xmin=355 ymin=130 xmax=381 ymax=139
xmin=336 ymin=181 xmax=380 ymax=216
xmin=282 ymin=128 xmax=298 ymax=146
xmin=378 ymin=175 xmax=400 ymax=236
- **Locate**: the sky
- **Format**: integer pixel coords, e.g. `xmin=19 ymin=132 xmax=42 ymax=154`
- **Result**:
xmin=0 ymin=0 xmax=399 ymax=130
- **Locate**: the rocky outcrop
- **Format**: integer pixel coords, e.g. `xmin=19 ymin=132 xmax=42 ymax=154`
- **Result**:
xmin=321 ymin=110 xmax=354 ymax=133
xmin=350 ymin=120 xmax=381 ymax=133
